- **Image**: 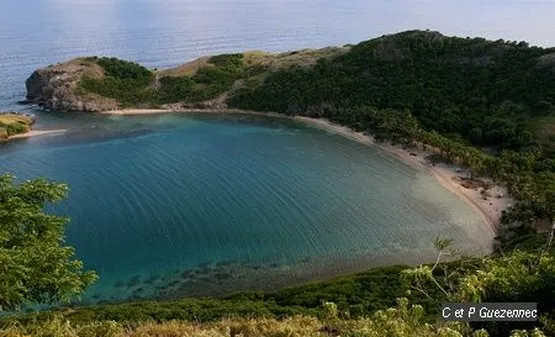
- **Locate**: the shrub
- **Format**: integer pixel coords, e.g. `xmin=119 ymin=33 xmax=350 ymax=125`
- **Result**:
xmin=208 ymin=53 xmax=244 ymax=69
xmin=96 ymin=57 xmax=152 ymax=81
xmin=80 ymin=57 xmax=154 ymax=106
xmin=5 ymin=122 xmax=29 ymax=136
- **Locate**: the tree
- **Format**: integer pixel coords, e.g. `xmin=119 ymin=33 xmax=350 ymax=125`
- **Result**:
xmin=0 ymin=174 xmax=97 ymax=311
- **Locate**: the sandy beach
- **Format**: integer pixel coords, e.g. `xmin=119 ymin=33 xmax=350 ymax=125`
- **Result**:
xmin=8 ymin=129 xmax=67 ymax=140
xmin=102 ymin=109 xmax=174 ymax=115
xmin=102 ymin=108 xmax=286 ymax=118
xmin=294 ymin=116 xmax=512 ymax=233
xmin=102 ymin=108 xmax=512 ymax=232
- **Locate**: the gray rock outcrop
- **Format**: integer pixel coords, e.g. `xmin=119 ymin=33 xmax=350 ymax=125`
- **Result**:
xmin=25 ymin=59 xmax=119 ymax=112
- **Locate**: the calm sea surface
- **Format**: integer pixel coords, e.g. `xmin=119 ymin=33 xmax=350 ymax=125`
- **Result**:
xmin=0 ymin=0 xmax=496 ymax=303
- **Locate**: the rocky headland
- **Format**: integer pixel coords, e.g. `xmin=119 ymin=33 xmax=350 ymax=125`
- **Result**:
xmin=25 ymin=58 xmax=120 ymax=112
xmin=23 ymin=46 xmax=348 ymax=113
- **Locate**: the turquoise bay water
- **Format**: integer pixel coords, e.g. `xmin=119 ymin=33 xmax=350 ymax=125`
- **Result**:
xmin=0 ymin=113 xmax=492 ymax=303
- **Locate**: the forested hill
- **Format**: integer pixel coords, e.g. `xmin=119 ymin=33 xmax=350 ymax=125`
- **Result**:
xmin=230 ymin=30 xmax=555 ymax=152
xmin=27 ymin=30 xmax=555 ymax=152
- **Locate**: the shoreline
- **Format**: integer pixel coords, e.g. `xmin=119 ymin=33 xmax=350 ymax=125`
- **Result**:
xmin=8 ymin=129 xmax=67 ymax=140
xmin=293 ymin=116 xmax=511 ymax=235
xmin=92 ymin=108 xmax=513 ymax=234
xmin=101 ymin=108 xmax=287 ymax=118
xmin=102 ymin=108 xmax=174 ymax=115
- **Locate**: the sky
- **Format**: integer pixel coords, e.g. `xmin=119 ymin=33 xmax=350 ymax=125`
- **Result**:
xmin=392 ymin=0 xmax=555 ymax=47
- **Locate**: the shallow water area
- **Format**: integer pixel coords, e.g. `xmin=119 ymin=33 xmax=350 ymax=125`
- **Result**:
xmin=0 ymin=113 xmax=493 ymax=304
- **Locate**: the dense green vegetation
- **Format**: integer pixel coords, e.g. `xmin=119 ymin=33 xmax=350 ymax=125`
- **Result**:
xmin=0 ymin=174 xmax=97 ymax=311
xmin=80 ymin=54 xmax=246 ymax=106
xmin=4 ymin=300 xmax=546 ymax=337
xmin=80 ymin=57 xmax=154 ymax=106
xmin=230 ymin=31 xmax=554 ymax=151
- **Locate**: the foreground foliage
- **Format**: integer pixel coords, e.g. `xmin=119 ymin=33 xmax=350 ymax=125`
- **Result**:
xmin=0 ymin=174 xmax=97 ymax=311
xmin=3 ymin=265 xmax=413 ymax=323
xmin=0 ymin=300 xmax=547 ymax=336
xmin=0 ymin=298 xmax=547 ymax=337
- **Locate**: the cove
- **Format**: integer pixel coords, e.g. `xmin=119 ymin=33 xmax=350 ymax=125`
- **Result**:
xmin=0 ymin=113 xmax=492 ymax=304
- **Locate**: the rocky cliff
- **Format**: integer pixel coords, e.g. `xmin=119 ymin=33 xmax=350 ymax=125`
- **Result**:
xmin=25 ymin=59 xmax=119 ymax=112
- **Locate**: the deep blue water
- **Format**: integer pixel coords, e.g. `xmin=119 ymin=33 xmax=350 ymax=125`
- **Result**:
xmin=0 ymin=0 xmax=504 ymax=303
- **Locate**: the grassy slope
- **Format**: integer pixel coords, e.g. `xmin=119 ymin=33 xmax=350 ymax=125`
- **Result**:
xmin=0 ymin=305 xmax=471 ymax=337
xmin=0 ymin=114 xmax=33 ymax=139
xmin=158 ymin=47 xmax=350 ymax=77
xmin=76 ymin=47 xmax=350 ymax=108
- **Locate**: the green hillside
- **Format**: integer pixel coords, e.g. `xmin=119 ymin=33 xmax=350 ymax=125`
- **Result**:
xmin=230 ymin=30 xmax=555 ymax=151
